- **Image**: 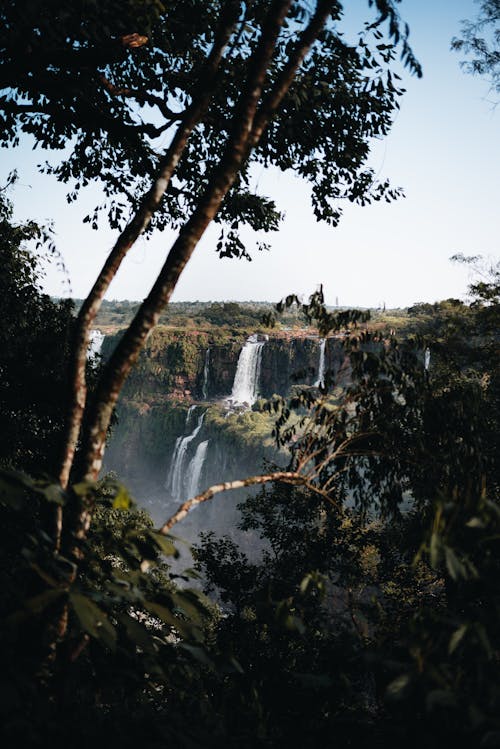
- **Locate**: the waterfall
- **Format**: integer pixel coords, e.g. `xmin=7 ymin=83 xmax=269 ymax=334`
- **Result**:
xmin=166 ymin=409 xmax=205 ymax=500
xmin=187 ymin=440 xmax=209 ymax=498
xmin=315 ymin=338 xmax=326 ymax=387
xmin=424 ymin=347 xmax=431 ymax=371
xmin=228 ymin=334 xmax=265 ymax=407
xmin=88 ymin=329 xmax=105 ymax=358
xmin=202 ymin=348 xmax=210 ymax=400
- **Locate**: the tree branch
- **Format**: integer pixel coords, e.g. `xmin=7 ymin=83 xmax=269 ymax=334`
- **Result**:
xmin=98 ymin=74 xmax=184 ymax=124
xmin=75 ymin=0 xmax=294 ymax=497
xmin=57 ymin=1 xmax=242 ymax=496
xmin=158 ymin=469 xmax=338 ymax=534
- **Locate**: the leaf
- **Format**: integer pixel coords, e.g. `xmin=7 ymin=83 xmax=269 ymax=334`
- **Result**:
xmin=429 ymin=531 xmax=442 ymax=568
xmin=115 ymin=612 xmax=156 ymax=654
xmin=70 ymin=593 xmax=116 ymax=650
xmin=449 ymin=624 xmax=468 ymax=654
xmin=178 ymin=643 xmax=214 ymax=669
xmin=148 ymin=531 xmax=179 ymax=558
xmin=386 ymin=674 xmax=411 ymax=700
xmin=445 ymin=546 xmax=466 ymax=581
xmin=41 ymin=483 xmax=66 ymax=505
xmin=466 ymin=516 xmax=485 ymax=529
xmin=144 ymin=601 xmax=191 ymax=639
xmin=112 ymin=485 xmax=132 ymax=510
xmin=71 ymin=481 xmax=95 ymax=498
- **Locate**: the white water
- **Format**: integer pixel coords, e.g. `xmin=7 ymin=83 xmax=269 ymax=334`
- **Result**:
xmin=187 ymin=440 xmax=209 ymax=498
xmin=202 ymin=348 xmax=210 ymax=400
xmin=228 ymin=334 xmax=265 ymax=407
xmin=315 ymin=338 xmax=326 ymax=387
xmin=88 ymin=329 xmax=105 ymax=358
xmin=166 ymin=410 xmax=205 ymax=500
xmin=424 ymin=347 xmax=431 ymax=371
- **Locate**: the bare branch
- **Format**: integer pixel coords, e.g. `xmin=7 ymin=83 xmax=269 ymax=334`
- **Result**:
xmin=158 ymin=469 xmax=339 ymax=534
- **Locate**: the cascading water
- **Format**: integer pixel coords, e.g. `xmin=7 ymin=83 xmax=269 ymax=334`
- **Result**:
xmin=228 ymin=334 xmax=265 ymax=408
xmin=166 ymin=409 xmax=205 ymax=500
xmin=202 ymin=348 xmax=210 ymax=400
xmin=88 ymin=329 xmax=105 ymax=358
xmin=186 ymin=440 xmax=209 ymax=498
xmin=314 ymin=338 xmax=326 ymax=387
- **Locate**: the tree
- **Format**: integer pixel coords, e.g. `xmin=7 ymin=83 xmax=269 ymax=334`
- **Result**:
xmin=452 ymin=0 xmax=500 ymax=98
xmin=1 ymin=0 xmax=421 ymax=558
xmin=0 ymin=183 xmax=74 ymax=475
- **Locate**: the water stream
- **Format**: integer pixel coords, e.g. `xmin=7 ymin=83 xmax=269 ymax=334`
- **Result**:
xmin=228 ymin=334 xmax=265 ymax=408
xmin=166 ymin=409 xmax=205 ymax=500
xmin=202 ymin=348 xmax=210 ymax=400
xmin=187 ymin=440 xmax=210 ymax=498
xmin=314 ymin=338 xmax=326 ymax=388
xmin=88 ymin=329 xmax=105 ymax=358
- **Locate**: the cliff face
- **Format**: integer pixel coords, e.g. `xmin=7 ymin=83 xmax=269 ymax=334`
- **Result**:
xmin=102 ymin=327 xmax=348 ymax=537
xmin=102 ymin=326 xmax=347 ymax=402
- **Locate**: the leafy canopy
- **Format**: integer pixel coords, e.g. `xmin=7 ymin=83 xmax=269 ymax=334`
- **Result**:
xmin=1 ymin=0 xmax=420 ymax=256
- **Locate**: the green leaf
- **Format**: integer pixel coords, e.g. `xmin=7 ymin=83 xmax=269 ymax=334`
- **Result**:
xmin=386 ymin=674 xmax=411 ymax=700
xmin=466 ymin=516 xmax=485 ymax=529
xmin=449 ymin=624 xmax=468 ymax=654
xmin=445 ymin=546 xmax=466 ymax=581
xmin=430 ymin=531 xmax=442 ymax=568
xmin=178 ymin=643 xmax=214 ymax=668
xmin=115 ymin=612 xmax=156 ymax=654
xmin=70 ymin=593 xmax=116 ymax=650
xmin=72 ymin=481 xmax=94 ymax=498
xmin=144 ymin=601 xmax=191 ymax=639
xmin=41 ymin=483 xmax=66 ymax=505
xmin=148 ymin=531 xmax=179 ymax=558
xmin=112 ymin=485 xmax=132 ymax=510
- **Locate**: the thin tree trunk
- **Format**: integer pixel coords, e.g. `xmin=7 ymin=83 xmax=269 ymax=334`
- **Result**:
xmin=76 ymin=0 xmax=294 ymax=489
xmin=68 ymin=0 xmax=336 ymax=547
xmin=57 ymin=1 xmax=241 ymax=491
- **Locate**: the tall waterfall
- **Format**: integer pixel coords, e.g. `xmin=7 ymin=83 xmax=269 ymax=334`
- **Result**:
xmin=202 ymin=348 xmax=210 ymax=400
xmin=187 ymin=440 xmax=209 ymax=498
xmin=88 ymin=329 xmax=105 ymax=358
xmin=229 ymin=334 xmax=265 ymax=407
xmin=314 ymin=338 xmax=326 ymax=387
xmin=166 ymin=409 xmax=205 ymax=500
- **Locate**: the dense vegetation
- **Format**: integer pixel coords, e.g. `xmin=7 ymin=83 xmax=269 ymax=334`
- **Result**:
xmin=1 ymin=1 xmax=499 ymax=746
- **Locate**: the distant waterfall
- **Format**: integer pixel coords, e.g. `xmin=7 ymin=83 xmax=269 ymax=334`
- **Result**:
xmin=166 ymin=409 xmax=205 ymax=500
xmin=88 ymin=329 xmax=105 ymax=358
xmin=187 ymin=440 xmax=209 ymax=498
xmin=315 ymin=338 xmax=326 ymax=387
xmin=424 ymin=347 xmax=431 ymax=371
xmin=202 ymin=348 xmax=210 ymax=400
xmin=228 ymin=334 xmax=265 ymax=407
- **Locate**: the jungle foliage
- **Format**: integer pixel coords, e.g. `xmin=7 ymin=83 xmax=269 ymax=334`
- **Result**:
xmin=1 ymin=1 xmax=499 ymax=747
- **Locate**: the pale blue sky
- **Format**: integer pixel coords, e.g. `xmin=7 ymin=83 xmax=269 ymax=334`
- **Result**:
xmin=2 ymin=0 xmax=498 ymax=307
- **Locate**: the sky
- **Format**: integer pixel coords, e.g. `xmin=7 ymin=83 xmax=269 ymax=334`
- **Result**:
xmin=1 ymin=0 xmax=498 ymax=308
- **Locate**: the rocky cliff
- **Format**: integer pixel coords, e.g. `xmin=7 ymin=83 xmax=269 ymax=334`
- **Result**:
xmin=102 ymin=327 xmax=348 ymax=540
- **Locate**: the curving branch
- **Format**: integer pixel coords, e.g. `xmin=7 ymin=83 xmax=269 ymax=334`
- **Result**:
xmin=158 ymin=470 xmax=339 ymax=534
